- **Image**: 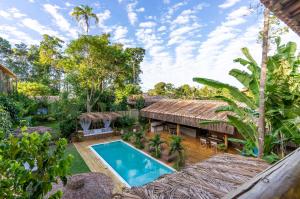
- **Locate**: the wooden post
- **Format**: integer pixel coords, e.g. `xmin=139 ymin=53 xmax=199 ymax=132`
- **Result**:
xmin=224 ymin=134 xmax=228 ymax=149
xmin=177 ymin=124 xmax=180 ymax=136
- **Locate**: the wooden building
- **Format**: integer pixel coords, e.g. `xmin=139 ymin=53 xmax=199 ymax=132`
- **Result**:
xmin=140 ymin=99 xmax=236 ymax=148
xmin=0 ymin=64 xmax=17 ymax=94
xmin=261 ymin=0 xmax=300 ymax=35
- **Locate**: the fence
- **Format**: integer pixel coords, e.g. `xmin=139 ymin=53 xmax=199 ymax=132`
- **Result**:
xmin=117 ymin=109 xmax=139 ymax=119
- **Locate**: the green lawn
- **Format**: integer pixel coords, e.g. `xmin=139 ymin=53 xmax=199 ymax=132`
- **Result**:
xmin=65 ymin=144 xmax=90 ymax=174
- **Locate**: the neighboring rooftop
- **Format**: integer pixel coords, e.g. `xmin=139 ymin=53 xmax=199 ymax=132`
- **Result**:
xmin=261 ymin=0 xmax=300 ymax=35
xmin=140 ymin=99 xmax=235 ymax=134
xmin=121 ymin=153 xmax=269 ymax=199
xmin=0 ymin=64 xmax=17 ymax=79
xmin=127 ymin=94 xmax=166 ymax=107
xmin=79 ymin=112 xmax=121 ymax=122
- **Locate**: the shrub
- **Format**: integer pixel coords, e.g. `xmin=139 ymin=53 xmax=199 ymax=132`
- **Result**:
xmin=133 ymin=130 xmax=145 ymax=149
xmin=59 ymin=114 xmax=78 ymax=138
xmin=0 ymin=130 xmax=73 ymax=198
xmin=115 ymin=115 xmax=136 ymax=129
xmin=17 ymin=81 xmax=51 ymax=97
xmin=0 ymin=94 xmax=20 ymax=124
xmin=0 ymin=106 xmax=12 ymax=134
xmin=121 ymin=132 xmax=133 ymax=142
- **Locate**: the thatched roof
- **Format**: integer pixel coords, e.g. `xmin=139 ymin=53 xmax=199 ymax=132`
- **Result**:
xmin=225 ymin=147 xmax=300 ymax=198
xmin=261 ymin=0 xmax=300 ymax=35
xmin=119 ymin=153 xmax=269 ymax=199
xmin=47 ymin=172 xmax=114 ymax=199
xmin=127 ymin=94 xmax=166 ymax=106
xmin=140 ymin=99 xmax=235 ymax=134
xmin=79 ymin=112 xmax=121 ymax=122
xmin=0 ymin=64 xmax=17 ymax=79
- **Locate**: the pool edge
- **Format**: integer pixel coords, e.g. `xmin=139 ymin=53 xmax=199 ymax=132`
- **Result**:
xmin=89 ymin=139 xmax=176 ymax=188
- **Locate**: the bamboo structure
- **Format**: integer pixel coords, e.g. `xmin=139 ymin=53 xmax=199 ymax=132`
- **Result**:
xmin=261 ymin=0 xmax=300 ymax=35
xmin=140 ymin=99 xmax=235 ymax=134
xmin=0 ymin=64 xmax=17 ymax=93
xmin=119 ymin=153 xmax=269 ymax=199
xmin=79 ymin=112 xmax=121 ymax=122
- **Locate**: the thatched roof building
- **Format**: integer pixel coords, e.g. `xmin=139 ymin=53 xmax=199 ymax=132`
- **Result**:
xmin=79 ymin=112 xmax=121 ymax=122
xmin=119 ymin=153 xmax=269 ymax=199
xmin=140 ymin=99 xmax=234 ymax=134
xmin=127 ymin=94 xmax=166 ymax=107
xmin=0 ymin=64 xmax=17 ymax=94
xmin=261 ymin=0 xmax=300 ymax=35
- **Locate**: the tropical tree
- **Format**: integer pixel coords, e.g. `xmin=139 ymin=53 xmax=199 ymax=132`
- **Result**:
xmin=64 ymin=34 xmax=128 ymax=112
xmin=133 ymin=130 xmax=145 ymax=149
xmin=169 ymin=135 xmax=185 ymax=169
xmin=149 ymin=134 xmax=165 ymax=158
xmin=125 ymin=48 xmax=145 ymax=84
xmin=193 ymin=40 xmax=300 ymax=159
xmin=71 ymin=5 xmax=99 ymax=35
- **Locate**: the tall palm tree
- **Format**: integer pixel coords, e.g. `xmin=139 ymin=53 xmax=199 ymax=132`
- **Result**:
xmin=71 ymin=5 xmax=99 ymax=35
xmin=258 ymin=8 xmax=270 ymax=158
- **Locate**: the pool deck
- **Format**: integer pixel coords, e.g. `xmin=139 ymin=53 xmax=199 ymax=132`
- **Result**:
xmin=73 ymin=131 xmax=237 ymax=193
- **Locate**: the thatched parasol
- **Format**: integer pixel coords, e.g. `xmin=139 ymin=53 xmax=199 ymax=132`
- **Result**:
xmin=79 ymin=112 xmax=121 ymax=123
xmin=47 ymin=172 xmax=114 ymax=199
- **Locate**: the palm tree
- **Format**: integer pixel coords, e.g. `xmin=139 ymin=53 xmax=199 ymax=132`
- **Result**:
xmin=258 ymin=8 xmax=270 ymax=158
xmin=169 ymin=135 xmax=184 ymax=169
xmin=149 ymin=134 xmax=165 ymax=158
xmin=71 ymin=5 xmax=99 ymax=35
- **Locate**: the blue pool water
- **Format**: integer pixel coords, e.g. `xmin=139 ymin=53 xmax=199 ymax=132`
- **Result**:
xmin=91 ymin=140 xmax=174 ymax=187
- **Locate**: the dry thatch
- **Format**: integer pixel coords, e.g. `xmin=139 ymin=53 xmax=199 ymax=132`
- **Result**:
xmin=47 ymin=172 xmax=114 ymax=199
xmin=261 ymin=0 xmax=300 ymax=35
xmin=128 ymin=94 xmax=166 ymax=106
xmin=140 ymin=99 xmax=235 ymax=134
xmin=225 ymin=148 xmax=300 ymax=199
xmin=0 ymin=64 xmax=17 ymax=79
xmin=118 ymin=153 xmax=269 ymax=199
xmin=79 ymin=112 xmax=121 ymax=122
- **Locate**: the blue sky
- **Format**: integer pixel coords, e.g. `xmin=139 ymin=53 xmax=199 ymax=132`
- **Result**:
xmin=0 ymin=0 xmax=299 ymax=91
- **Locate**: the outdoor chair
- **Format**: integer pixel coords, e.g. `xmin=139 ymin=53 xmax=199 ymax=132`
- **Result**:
xmin=210 ymin=141 xmax=218 ymax=153
xmin=200 ymin=137 xmax=208 ymax=147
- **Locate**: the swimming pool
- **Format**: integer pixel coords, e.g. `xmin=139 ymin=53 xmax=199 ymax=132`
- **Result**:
xmin=90 ymin=140 xmax=174 ymax=187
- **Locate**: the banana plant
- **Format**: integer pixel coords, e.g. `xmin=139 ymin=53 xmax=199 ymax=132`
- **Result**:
xmin=193 ymin=38 xmax=300 ymax=157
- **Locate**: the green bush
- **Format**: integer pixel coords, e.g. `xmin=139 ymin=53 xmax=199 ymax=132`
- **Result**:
xmin=121 ymin=132 xmax=133 ymax=142
xmin=0 ymin=130 xmax=72 ymax=198
xmin=17 ymin=81 xmax=51 ymax=97
xmin=59 ymin=114 xmax=78 ymax=139
xmin=0 ymin=94 xmax=20 ymax=124
xmin=0 ymin=106 xmax=12 ymax=134
xmin=115 ymin=115 xmax=136 ymax=129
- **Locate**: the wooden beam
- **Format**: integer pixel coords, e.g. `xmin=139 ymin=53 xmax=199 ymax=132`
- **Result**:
xmin=224 ymin=147 xmax=300 ymax=198
xmin=224 ymin=134 xmax=228 ymax=149
xmin=176 ymin=124 xmax=180 ymax=136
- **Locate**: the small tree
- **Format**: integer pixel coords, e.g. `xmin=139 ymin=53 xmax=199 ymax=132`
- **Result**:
xmin=0 ymin=130 xmax=73 ymax=198
xmin=148 ymin=134 xmax=165 ymax=158
xmin=169 ymin=135 xmax=185 ymax=169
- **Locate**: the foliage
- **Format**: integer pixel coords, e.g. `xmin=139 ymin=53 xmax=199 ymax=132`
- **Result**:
xmin=0 ymin=105 xmax=12 ymax=134
xmin=148 ymin=82 xmax=175 ymax=97
xmin=115 ymin=84 xmax=142 ymax=104
xmin=124 ymin=48 xmax=145 ymax=84
xmin=169 ymin=135 xmax=185 ymax=169
xmin=0 ymin=94 xmax=20 ymax=124
xmin=18 ymin=81 xmax=51 ymax=97
xmin=133 ymin=130 xmax=145 ymax=149
xmin=0 ymin=130 xmax=73 ymax=199
xmin=194 ymin=39 xmax=300 ymax=158
xmin=148 ymin=134 xmax=165 ymax=158
xmin=115 ymin=115 xmax=136 ymax=129
xmin=135 ymin=96 xmax=145 ymax=110
xmin=71 ymin=5 xmax=99 ymax=34
xmin=121 ymin=132 xmax=133 ymax=142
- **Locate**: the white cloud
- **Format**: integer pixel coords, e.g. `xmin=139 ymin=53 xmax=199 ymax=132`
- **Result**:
xmin=158 ymin=26 xmax=167 ymax=32
xmin=219 ymin=0 xmax=241 ymax=9
xmin=28 ymin=0 xmax=35 ymax=3
xmin=0 ymin=25 xmax=38 ymax=44
xmin=136 ymin=7 xmax=145 ymax=12
xmin=113 ymin=26 xmax=128 ymax=41
xmin=21 ymin=18 xmax=66 ymax=40
xmin=127 ymin=1 xmax=138 ymax=25
xmin=163 ymin=0 xmax=170 ymax=4
xmin=139 ymin=21 xmax=156 ymax=28
xmin=43 ymin=4 xmax=78 ymax=38
xmin=65 ymin=2 xmax=74 ymax=7
xmin=0 ymin=8 xmax=26 ymax=19
xmin=96 ymin=9 xmax=112 ymax=32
